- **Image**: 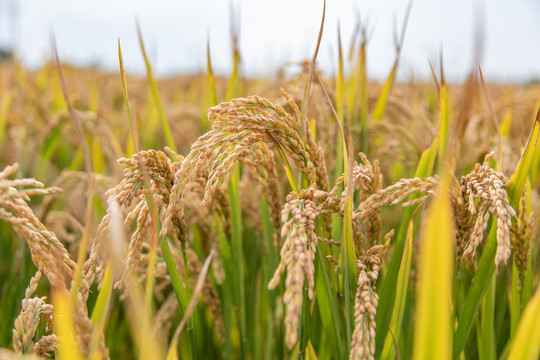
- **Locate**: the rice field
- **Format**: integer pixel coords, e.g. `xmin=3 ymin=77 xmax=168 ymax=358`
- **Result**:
xmin=0 ymin=9 xmax=540 ymax=360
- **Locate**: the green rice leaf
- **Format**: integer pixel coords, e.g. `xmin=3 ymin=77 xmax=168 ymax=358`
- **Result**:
xmin=167 ymin=251 xmax=214 ymax=360
xmin=510 ymin=261 xmax=521 ymax=337
xmin=226 ymin=3 xmax=241 ymax=100
xmin=382 ymin=217 xmax=414 ymax=359
xmin=479 ymin=273 xmax=496 ymax=359
xmin=206 ymin=38 xmax=218 ymax=107
xmin=118 ymin=40 xmax=139 ymax=153
xmin=228 ymin=163 xmax=247 ymax=358
xmin=160 ymin=237 xmax=189 ymax=317
xmin=136 ymin=22 xmax=177 ymax=152
xmin=315 ymin=243 xmax=345 ymax=360
xmin=89 ymin=262 xmax=114 ymax=358
xmin=301 ymin=0 xmax=325 ymax=142
xmin=341 ymin=138 xmax=357 ymax=351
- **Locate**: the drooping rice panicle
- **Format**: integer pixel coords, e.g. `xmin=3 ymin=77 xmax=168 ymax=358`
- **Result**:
xmin=459 ymin=152 xmax=516 ymax=266
xmin=350 ymin=231 xmax=392 ymax=360
xmin=0 ymin=163 xmax=76 ymax=290
xmin=510 ymin=187 xmax=534 ymax=287
xmin=12 ymin=271 xmax=58 ymax=358
xmin=161 ymin=93 xmax=326 ymax=238
xmin=354 ymin=176 xmax=439 ymax=223
xmin=268 ymin=191 xmax=319 ymax=349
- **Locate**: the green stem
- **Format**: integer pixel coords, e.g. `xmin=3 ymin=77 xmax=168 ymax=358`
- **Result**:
xmin=229 ymin=163 xmax=247 ymax=358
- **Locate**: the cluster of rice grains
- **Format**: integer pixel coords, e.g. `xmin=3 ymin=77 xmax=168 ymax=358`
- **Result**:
xmin=12 ymin=271 xmax=57 ymax=357
xmin=457 ymin=153 xmax=516 ymax=266
xmin=1 ymin=164 xmax=107 ymax=358
xmin=349 ymin=232 xmax=392 ymax=360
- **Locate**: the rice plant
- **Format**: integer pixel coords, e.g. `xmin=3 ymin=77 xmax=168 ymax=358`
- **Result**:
xmin=0 ymin=5 xmax=539 ymax=360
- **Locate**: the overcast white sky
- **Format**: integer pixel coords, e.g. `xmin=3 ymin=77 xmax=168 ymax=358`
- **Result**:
xmin=1 ymin=0 xmax=539 ymax=82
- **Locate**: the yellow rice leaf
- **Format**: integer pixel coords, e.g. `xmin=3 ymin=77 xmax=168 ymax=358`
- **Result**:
xmin=413 ymin=172 xmax=454 ymax=360
xmin=508 ymin=284 xmax=540 ymax=360
xmin=0 ymin=92 xmax=12 ymax=134
xmin=54 ymin=291 xmax=84 ymax=360
xmin=372 ymin=62 xmax=397 ymax=122
xmin=305 ymin=340 xmax=319 ymax=360
xmin=500 ymin=106 xmax=513 ymax=137
xmin=437 ymin=84 xmax=450 ymax=172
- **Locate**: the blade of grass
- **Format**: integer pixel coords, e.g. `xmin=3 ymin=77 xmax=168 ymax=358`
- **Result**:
xmin=315 ymin=242 xmax=345 ymax=360
xmin=305 ymin=340 xmax=318 ymax=360
xmin=479 ymin=66 xmax=503 ymax=171
xmin=335 ymin=24 xmax=344 ymax=181
xmin=413 ymin=169 xmax=454 ymax=360
xmin=508 ymin=108 xmax=540 ymax=205
xmin=160 ymin=236 xmax=189 ymax=317
xmin=91 ymin=137 xmax=105 ymax=174
xmin=226 ymin=2 xmax=241 ymax=100
xmin=259 ymin=198 xmax=278 ymax=359
xmin=206 ymin=36 xmax=218 ymax=107
xmin=372 ymin=1 xmax=412 ymax=122
xmin=436 ymin=65 xmax=450 ymax=173
xmin=136 ymin=22 xmax=176 ymax=152
xmin=314 ymin=70 xmax=348 ymax=192
xmin=480 ymin=272 xmax=496 ymax=360
xmin=228 ymin=162 xmax=247 ymax=358
xmin=358 ymin=33 xmax=368 ymax=154
xmin=0 ymin=92 xmax=12 ymax=145
xmin=118 ymin=39 xmax=140 ymax=153
xmin=381 ymin=211 xmax=416 ymax=359
xmin=89 ymin=262 xmax=114 ymax=359
xmin=345 ymin=26 xmax=360 ymax=132
xmin=510 ymin=260 xmax=520 ymax=337
xmin=507 ymin=284 xmax=540 ymax=360
xmin=215 ymin=214 xmax=234 ymax=359
xmin=341 ymin=136 xmax=357 ymax=352
xmin=54 ymin=290 xmax=84 ymax=360
xmin=269 ymin=134 xmax=299 ymax=193
xmin=301 ymin=0 xmax=325 ymax=143
xmin=167 ymin=251 xmax=215 ymax=360
xmin=140 ymin=87 xmax=160 ymax=149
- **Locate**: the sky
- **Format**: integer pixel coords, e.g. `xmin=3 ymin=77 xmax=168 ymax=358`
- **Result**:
xmin=1 ymin=0 xmax=539 ymax=82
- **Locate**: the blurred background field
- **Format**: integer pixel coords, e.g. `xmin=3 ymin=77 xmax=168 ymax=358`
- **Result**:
xmin=1 ymin=0 xmax=539 ymax=81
